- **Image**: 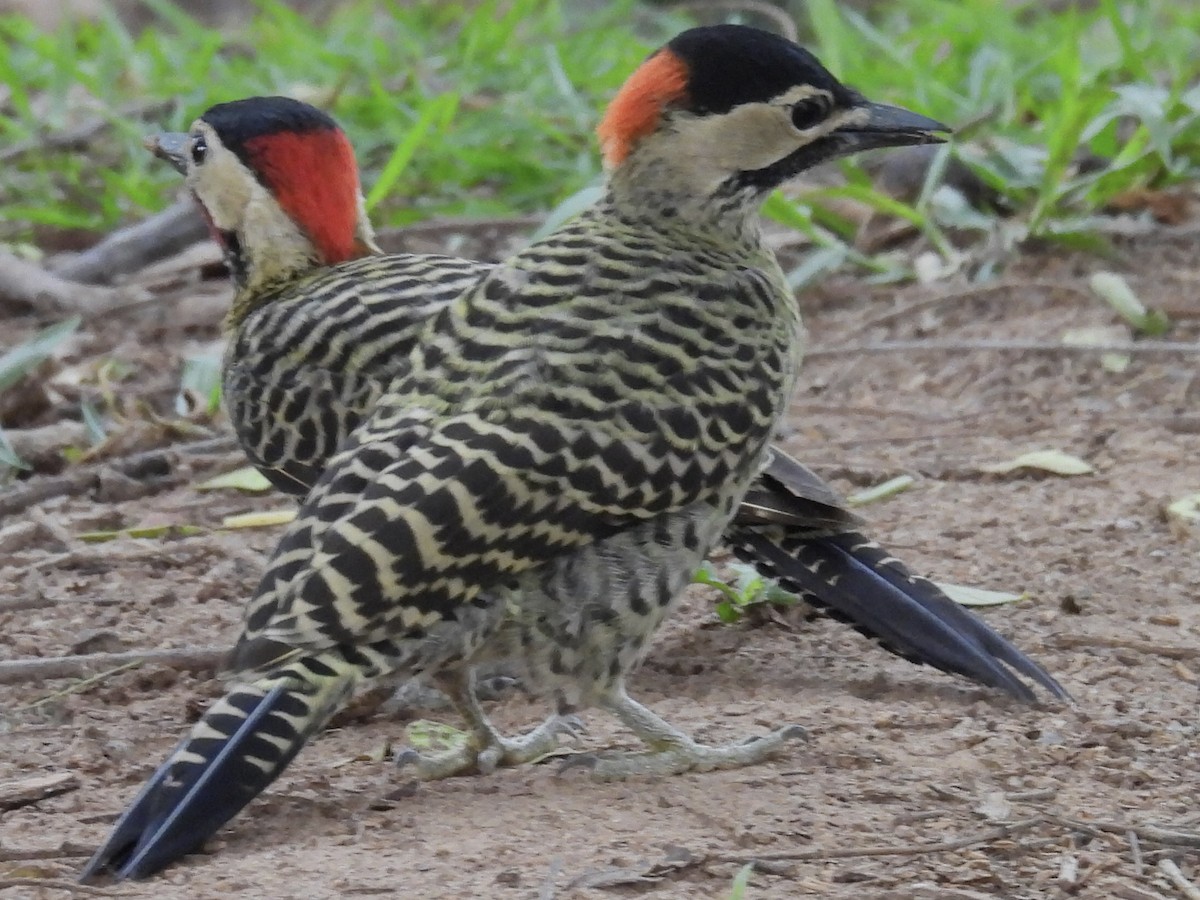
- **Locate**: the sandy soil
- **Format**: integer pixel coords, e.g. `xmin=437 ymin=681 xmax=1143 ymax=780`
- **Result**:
xmin=2 ymin=224 xmax=1199 ymax=899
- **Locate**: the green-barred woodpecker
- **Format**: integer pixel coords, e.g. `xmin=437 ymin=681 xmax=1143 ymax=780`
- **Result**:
xmin=83 ymin=24 xmax=1055 ymax=883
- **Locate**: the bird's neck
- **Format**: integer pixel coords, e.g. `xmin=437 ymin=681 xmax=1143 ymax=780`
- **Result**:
xmin=604 ymin=153 xmax=765 ymax=251
xmin=212 ymin=196 xmax=378 ymax=329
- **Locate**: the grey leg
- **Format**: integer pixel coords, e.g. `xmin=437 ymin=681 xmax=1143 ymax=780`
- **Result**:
xmin=561 ymin=684 xmax=807 ymax=780
xmin=394 ymin=670 xmax=583 ymax=779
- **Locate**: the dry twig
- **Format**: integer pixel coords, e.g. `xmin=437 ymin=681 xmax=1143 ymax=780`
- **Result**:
xmin=52 ymin=199 xmax=207 ymax=285
xmin=0 ymin=773 xmax=79 ymax=811
xmin=0 ymin=647 xmax=225 ymax=685
xmin=1131 ymin=829 xmax=1146 ymax=877
xmin=5 ymin=422 xmax=90 ymax=468
xmin=0 ymin=434 xmax=237 ymax=520
xmin=718 ymin=816 xmax=1043 ymax=863
xmin=1053 ymin=816 xmax=1200 ymax=850
xmin=841 ymin=278 xmax=1095 ymax=340
xmin=0 ymin=878 xmax=113 ymax=897
xmin=0 ymin=841 xmax=94 ymax=863
xmin=0 ymin=250 xmax=149 ymax=315
xmin=1159 ymin=860 xmax=1200 ymax=900
xmin=1052 ymin=634 xmax=1200 ymax=662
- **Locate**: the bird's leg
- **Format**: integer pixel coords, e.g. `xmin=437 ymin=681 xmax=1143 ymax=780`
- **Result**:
xmin=394 ymin=670 xmax=583 ymax=780
xmin=562 ymin=684 xmax=808 ymax=780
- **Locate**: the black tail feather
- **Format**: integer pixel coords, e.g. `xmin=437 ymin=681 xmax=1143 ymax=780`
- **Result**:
xmin=82 ymin=671 xmax=351 ymax=882
xmin=731 ymin=526 xmax=1070 ymax=703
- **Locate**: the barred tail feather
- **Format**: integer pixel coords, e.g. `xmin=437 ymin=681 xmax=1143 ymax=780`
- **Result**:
xmin=81 ymin=663 xmax=355 ymax=882
xmin=732 ymin=527 xmax=1070 ymax=703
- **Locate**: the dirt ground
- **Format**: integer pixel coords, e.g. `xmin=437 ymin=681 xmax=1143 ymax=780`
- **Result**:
xmin=2 ymin=220 xmax=1199 ymax=899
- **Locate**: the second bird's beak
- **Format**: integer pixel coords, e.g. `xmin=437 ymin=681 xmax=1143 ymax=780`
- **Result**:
xmin=833 ymin=101 xmax=951 ymax=152
xmin=143 ymin=132 xmax=191 ymax=175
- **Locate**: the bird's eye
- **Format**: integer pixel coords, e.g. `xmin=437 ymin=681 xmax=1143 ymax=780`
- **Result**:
xmin=191 ymin=135 xmax=208 ymax=165
xmin=790 ymin=98 xmax=830 ymax=132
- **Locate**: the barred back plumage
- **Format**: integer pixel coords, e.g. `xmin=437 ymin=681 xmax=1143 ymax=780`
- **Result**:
xmin=225 ymin=252 xmax=484 ymax=491
xmin=231 ymin=193 xmax=803 ymax=672
xmin=227 ymin=236 xmax=1067 ymax=703
xmin=84 ymin=26 xmax=1059 ymax=884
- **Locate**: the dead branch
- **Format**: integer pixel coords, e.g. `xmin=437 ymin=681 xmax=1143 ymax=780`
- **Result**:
xmin=1052 ymin=634 xmax=1200 ymax=662
xmin=805 ymin=339 xmax=1200 ymax=360
xmin=0 ymin=250 xmax=150 ymax=316
xmin=0 ymin=647 xmax=225 ymax=685
xmin=1111 ymin=885 xmax=1172 ymax=900
xmin=841 ymin=278 xmax=1095 ymax=340
xmin=0 ymin=772 xmax=79 ymax=811
xmin=1131 ymin=829 xmax=1146 ymax=877
xmin=717 ymin=816 xmax=1043 ymax=863
xmin=1159 ymin=860 xmax=1200 ymax=900
xmin=5 ymin=421 xmax=90 ymax=468
xmin=0 ymin=595 xmax=59 ymax=615
xmin=0 ymin=434 xmax=238 ymax=519
xmin=52 ymin=199 xmax=207 ymax=286
xmin=1053 ymin=815 xmax=1200 ymax=850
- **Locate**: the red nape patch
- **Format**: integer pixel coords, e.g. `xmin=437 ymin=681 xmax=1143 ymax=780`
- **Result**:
xmin=244 ymin=128 xmax=368 ymax=264
xmin=596 ymin=49 xmax=690 ymax=168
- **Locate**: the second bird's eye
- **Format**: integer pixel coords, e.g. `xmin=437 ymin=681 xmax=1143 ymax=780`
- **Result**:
xmin=790 ymin=98 xmax=829 ymax=131
xmin=191 ymin=135 xmax=208 ymax=165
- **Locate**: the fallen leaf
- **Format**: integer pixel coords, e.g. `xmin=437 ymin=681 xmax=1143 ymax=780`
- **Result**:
xmin=221 ymin=509 xmax=298 ymax=529
xmin=935 ymin=582 xmax=1027 ymax=607
xmin=1089 ymin=271 xmax=1170 ymax=336
xmin=196 ymin=466 xmax=274 ymax=493
xmin=79 ymin=524 xmax=206 ymax=542
xmin=1165 ymin=493 xmax=1200 ymax=538
xmin=980 ymin=450 xmax=1094 ymax=476
xmin=847 ymin=474 xmax=916 ymax=506
xmin=1166 ymin=493 xmax=1200 ymax=522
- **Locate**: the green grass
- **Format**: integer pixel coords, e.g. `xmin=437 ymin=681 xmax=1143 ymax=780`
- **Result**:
xmin=797 ymin=0 xmax=1200 ymax=244
xmin=2 ymin=0 xmax=1199 ymax=255
xmin=0 ymin=0 xmax=680 ymax=237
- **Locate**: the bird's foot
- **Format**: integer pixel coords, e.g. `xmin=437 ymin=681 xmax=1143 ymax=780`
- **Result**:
xmin=560 ymin=685 xmax=807 ymax=780
xmin=394 ymin=713 xmax=585 ymax=780
xmin=558 ymin=723 xmax=807 ymax=780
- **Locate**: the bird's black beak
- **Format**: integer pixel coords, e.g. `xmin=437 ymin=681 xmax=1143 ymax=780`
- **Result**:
xmin=143 ymin=132 xmax=191 ymax=175
xmin=737 ymin=100 xmax=950 ymax=191
xmin=832 ymin=101 xmax=950 ymax=152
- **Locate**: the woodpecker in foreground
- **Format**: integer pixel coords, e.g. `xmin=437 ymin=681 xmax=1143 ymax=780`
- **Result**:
xmin=82 ymin=26 xmax=1007 ymax=881
xmin=140 ymin=93 xmax=1066 ymax=706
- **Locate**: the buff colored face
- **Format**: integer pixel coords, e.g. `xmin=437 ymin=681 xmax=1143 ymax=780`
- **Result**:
xmin=148 ymin=110 xmax=369 ymax=267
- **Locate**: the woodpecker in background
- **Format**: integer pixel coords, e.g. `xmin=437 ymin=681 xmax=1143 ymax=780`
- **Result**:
xmin=81 ymin=25 xmax=1033 ymax=883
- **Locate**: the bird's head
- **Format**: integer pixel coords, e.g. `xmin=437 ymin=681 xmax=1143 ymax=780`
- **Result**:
xmin=145 ymin=96 xmax=379 ymax=295
xmin=597 ymin=25 xmax=948 ymax=212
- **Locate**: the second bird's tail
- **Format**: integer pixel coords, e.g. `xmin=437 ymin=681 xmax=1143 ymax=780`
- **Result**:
xmin=732 ymin=525 xmax=1070 ymax=702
